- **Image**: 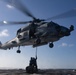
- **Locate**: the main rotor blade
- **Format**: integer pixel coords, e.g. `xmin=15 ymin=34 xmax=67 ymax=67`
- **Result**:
xmin=3 ymin=0 xmax=36 ymax=20
xmin=45 ymin=9 xmax=76 ymax=21
xmin=0 ymin=21 xmax=31 ymax=25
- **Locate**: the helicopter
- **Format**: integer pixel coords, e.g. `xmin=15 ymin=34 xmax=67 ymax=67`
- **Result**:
xmin=0 ymin=0 xmax=74 ymax=53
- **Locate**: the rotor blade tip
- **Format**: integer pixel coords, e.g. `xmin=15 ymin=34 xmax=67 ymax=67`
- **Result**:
xmin=3 ymin=21 xmax=7 ymax=24
xmin=7 ymin=4 xmax=14 ymax=9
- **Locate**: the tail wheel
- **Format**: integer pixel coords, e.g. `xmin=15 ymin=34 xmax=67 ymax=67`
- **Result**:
xmin=49 ymin=43 xmax=54 ymax=48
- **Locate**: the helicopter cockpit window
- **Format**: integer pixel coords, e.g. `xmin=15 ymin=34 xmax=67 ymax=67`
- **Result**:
xmin=24 ymin=31 xmax=29 ymax=36
xmin=17 ymin=28 xmax=21 ymax=35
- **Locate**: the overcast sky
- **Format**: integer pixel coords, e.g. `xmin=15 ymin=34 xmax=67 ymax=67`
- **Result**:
xmin=0 ymin=0 xmax=76 ymax=69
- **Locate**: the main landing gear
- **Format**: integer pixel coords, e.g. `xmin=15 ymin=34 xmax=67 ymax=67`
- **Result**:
xmin=49 ymin=42 xmax=54 ymax=48
xmin=17 ymin=46 xmax=21 ymax=53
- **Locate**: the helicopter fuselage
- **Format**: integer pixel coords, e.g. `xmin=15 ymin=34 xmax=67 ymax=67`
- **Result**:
xmin=0 ymin=21 xmax=74 ymax=50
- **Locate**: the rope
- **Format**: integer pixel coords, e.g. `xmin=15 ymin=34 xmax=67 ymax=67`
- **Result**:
xmin=35 ymin=47 xmax=37 ymax=59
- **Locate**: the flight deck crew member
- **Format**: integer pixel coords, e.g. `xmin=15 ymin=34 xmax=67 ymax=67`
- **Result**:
xmin=29 ymin=22 xmax=37 ymax=38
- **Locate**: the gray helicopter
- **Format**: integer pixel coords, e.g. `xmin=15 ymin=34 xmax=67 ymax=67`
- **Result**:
xmin=0 ymin=0 xmax=74 ymax=53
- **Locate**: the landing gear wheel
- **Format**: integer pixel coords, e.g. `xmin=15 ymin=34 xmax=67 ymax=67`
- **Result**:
xmin=17 ymin=46 xmax=21 ymax=53
xmin=36 ymin=38 xmax=41 ymax=44
xmin=49 ymin=43 xmax=54 ymax=48
xmin=17 ymin=50 xmax=21 ymax=53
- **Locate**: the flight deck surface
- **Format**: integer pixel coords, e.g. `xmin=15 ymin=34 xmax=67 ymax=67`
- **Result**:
xmin=0 ymin=69 xmax=76 ymax=75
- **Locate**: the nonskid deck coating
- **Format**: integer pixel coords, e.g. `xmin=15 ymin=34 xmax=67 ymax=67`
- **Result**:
xmin=0 ymin=69 xmax=76 ymax=75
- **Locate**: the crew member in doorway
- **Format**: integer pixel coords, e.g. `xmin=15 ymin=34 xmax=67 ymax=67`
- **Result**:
xmin=29 ymin=22 xmax=37 ymax=39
